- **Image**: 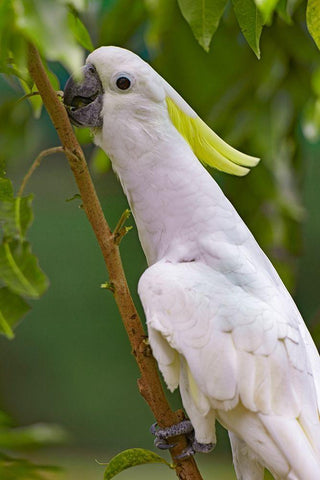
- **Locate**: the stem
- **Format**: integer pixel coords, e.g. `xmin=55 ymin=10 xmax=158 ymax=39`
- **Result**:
xmin=27 ymin=43 xmax=203 ymax=480
xmin=18 ymin=146 xmax=64 ymax=197
xmin=15 ymin=91 xmax=40 ymax=106
xmin=113 ymin=209 xmax=132 ymax=245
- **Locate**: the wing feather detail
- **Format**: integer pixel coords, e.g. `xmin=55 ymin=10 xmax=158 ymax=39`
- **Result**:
xmin=138 ymin=260 xmax=320 ymax=421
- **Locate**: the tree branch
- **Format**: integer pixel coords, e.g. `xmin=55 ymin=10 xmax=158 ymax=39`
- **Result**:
xmin=27 ymin=43 xmax=204 ymax=480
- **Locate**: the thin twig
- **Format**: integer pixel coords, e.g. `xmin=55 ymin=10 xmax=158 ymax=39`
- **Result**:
xmin=113 ymin=209 xmax=132 ymax=245
xmin=15 ymin=91 xmax=40 ymax=106
xmin=27 ymin=42 xmax=204 ymax=480
xmin=18 ymin=146 xmax=64 ymax=197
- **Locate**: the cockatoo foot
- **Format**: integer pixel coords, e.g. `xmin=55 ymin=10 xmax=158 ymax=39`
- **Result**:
xmin=150 ymin=420 xmax=214 ymax=457
xmin=150 ymin=420 xmax=192 ymax=450
xmin=175 ymin=438 xmax=215 ymax=459
xmin=150 ymin=420 xmax=194 ymax=438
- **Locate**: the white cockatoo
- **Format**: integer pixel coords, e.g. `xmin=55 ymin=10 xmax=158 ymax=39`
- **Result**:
xmin=63 ymin=46 xmax=320 ymax=480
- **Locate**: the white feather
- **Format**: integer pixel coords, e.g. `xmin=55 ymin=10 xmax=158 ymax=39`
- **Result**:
xmin=86 ymin=46 xmax=320 ymax=480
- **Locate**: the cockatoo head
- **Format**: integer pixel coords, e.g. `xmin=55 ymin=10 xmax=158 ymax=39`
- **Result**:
xmin=64 ymin=46 xmax=167 ymax=128
xmin=64 ymin=46 xmax=259 ymax=176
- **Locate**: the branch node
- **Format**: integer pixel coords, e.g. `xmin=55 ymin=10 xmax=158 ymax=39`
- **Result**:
xmin=64 ymin=148 xmax=83 ymax=164
xmin=113 ymin=209 xmax=132 ymax=244
xmin=138 ymin=336 xmax=153 ymax=357
xmin=15 ymin=91 xmax=40 ymax=107
xmin=114 ymin=225 xmax=133 ymax=245
xmin=66 ymin=193 xmax=82 ymax=203
xmin=101 ymin=281 xmax=115 ymax=293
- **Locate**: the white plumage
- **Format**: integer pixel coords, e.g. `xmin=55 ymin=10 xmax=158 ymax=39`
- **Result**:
xmin=86 ymin=46 xmax=320 ymax=479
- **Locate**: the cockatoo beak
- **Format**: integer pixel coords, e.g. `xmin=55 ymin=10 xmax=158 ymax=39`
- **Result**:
xmin=63 ymin=64 xmax=104 ymax=127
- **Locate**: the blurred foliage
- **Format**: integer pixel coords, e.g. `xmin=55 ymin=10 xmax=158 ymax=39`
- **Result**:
xmin=0 ymin=409 xmax=64 ymax=480
xmin=0 ymin=453 xmax=59 ymax=480
xmin=0 ymin=1 xmax=319 ymax=479
xmin=0 ymin=176 xmax=48 ymax=339
xmin=0 ymin=0 xmax=91 ymax=79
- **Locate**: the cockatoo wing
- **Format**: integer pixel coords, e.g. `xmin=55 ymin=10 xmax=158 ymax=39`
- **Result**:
xmin=195 ymin=186 xmax=320 ymax=417
xmin=138 ymin=260 xmax=320 ymax=477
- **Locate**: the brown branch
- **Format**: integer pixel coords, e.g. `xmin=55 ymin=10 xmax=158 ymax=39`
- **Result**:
xmin=27 ymin=43 xmax=204 ymax=480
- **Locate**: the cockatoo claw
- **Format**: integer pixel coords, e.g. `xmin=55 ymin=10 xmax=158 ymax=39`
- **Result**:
xmin=150 ymin=419 xmax=214 ymax=457
xmin=175 ymin=440 xmax=215 ymax=459
xmin=151 ymin=420 xmax=193 ymax=451
xmin=150 ymin=422 xmax=159 ymax=435
xmin=154 ymin=436 xmax=177 ymax=450
xmin=174 ymin=445 xmax=195 ymax=459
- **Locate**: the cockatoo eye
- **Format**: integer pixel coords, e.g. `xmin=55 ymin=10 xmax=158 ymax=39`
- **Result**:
xmin=113 ymin=73 xmax=134 ymax=91
xmin=116 ymin=76 xmax=131 ymax=90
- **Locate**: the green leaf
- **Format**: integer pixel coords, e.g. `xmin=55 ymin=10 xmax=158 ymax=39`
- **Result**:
xmin=18 ymin=79 xmax=43 ymax=119
xmin=67 ymin=10 xmax=94 ymax=51
xmin=14 ymin=0 xmax=84 ymax=73
xmin=91 ymin=148 xmax=111 ymax=175
xmin=0 ymin=287 xmax=30 ymax=339
xmin=0 ymin=177 xmax=12 ymax=200
xmin=302 ymin=98 xmax=320 ymax=142
xmin=286 ymin=0 xmax=302 ymax=17
xmin=311 ymin=66 xmax=320 ymax=96
xmin=64 ymin=0 xmax=88 ymax=10
xmin=0 ymin=178 xmax=34 ymax=240
xmin=74 ymin=126 xmax=93 ymax=144
xmin=307 ymin=0 xmax=320 ymax=50
xmin=177 ymin=0 xmax=229 ymax=51
xmin=0 ymin=0 xmax=17 ymax=73
xmin=103 ymin=448 xmax=172 ymax=480
xmin=0 ymin=240 xmax=48 ymax=299
xmin=254 ymin=0 xmax=279 ymax=21
xmin=276 ymin=0 xmax=293 ymax=24
xmin=233 ymin=0 xmax=263 ymax=58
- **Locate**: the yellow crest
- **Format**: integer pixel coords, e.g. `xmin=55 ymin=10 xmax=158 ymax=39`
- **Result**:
xmin=166 ymin=97 xmax=260 ymax=176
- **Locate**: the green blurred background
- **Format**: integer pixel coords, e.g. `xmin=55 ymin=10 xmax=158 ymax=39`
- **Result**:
xmin=0 ymin=0 xmax=320 ymax=478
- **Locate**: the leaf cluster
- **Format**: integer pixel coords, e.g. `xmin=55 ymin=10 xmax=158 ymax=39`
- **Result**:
xmin=0 ymin=0 xmax=94 ymax=118
xmin=0 ymin=0 xmax=92 ymax=80
xmin=0 ymin=1 xmax=96 ymax=339
xmin=177 ymin=0 xmax=320 ymax=59
xmin=0 ymin=173 xmax=48 ymax=339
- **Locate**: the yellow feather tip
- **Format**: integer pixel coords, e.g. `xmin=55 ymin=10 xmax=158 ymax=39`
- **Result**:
xmin=166 ymin=96 xmax=260 ymax=176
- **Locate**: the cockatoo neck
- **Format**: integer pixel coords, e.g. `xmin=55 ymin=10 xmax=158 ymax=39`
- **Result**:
xmin=95 ymin=103 xmax=225 ymax=265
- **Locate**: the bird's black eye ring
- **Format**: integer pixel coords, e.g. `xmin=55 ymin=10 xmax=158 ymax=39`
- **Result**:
xmin=116 ymin=76 xmax=131 ymax=90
